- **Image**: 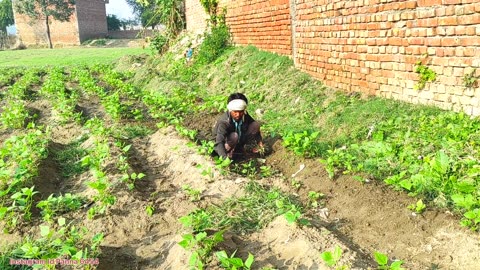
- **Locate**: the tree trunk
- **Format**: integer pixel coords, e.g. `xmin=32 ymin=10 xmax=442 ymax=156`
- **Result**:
xmin=45 ymin=16 xmax=53 ymax=49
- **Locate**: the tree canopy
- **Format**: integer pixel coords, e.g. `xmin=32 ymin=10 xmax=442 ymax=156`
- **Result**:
xmin=127 ymin=0 xmax=184 ymax=35
xmin=0 ymin=0 xmax=14 ymax=33
xmin=107 ymin=14 xmax=122 ymax=31
xmin=15 ymin=0 xmax=75 ymax=48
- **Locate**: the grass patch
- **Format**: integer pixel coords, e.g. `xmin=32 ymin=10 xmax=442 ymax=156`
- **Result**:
xmin=113 ymin=124 xmax=155 ymax=139
xmin=54 ymin=136 xmax=89 ymax=178
xmin=180 ymin=181 xmax=305 ymax=234
xmin=0 ymin=47 xmax=146 ymax=67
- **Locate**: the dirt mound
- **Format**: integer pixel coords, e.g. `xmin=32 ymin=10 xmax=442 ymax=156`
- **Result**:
xmin=83 ymin=39 xmax=145 ymax=48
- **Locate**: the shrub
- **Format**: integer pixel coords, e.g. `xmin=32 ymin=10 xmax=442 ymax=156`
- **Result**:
xmin=195 ymin=24 xmax=230 ymax=65
xmin=150 ymin=34 xmax=168 ymax=53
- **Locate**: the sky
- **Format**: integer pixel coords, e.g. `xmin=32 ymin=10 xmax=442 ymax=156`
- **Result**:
xmin=106 ymin=0 xmax=136 ymax=20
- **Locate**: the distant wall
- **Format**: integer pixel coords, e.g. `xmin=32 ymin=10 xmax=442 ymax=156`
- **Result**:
xmin=108 ymin=30 xmax=157 ymax=39
xmin=76 ymin=0 xmax=108 ymax=42
xmin=185 ymin=0 xmax=480 ymax=116
xmin=13 ymin=0 xmax=108 ymax=47
xmin=14 ymin=13 xmax=80 ymax=47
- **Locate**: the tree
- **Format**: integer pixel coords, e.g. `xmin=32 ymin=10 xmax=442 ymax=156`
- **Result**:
xmin=132 ymin=0 xmax=185 ymax=36
xmin=126 ymin=0 xmax=161 ymax=29
xmin=107 ymin=14 xmax=121 ymax=31
xmin=15 ymin=0 xmax=75 ymax=48
xmin=0 ymin=0 xmax=14 ymax=34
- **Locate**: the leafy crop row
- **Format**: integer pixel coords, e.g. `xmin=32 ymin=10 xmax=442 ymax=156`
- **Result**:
xmin=0 ymin=127 xmax=49 ymax=231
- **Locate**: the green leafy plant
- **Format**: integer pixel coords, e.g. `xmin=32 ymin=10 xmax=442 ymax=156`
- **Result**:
xmin=150 ymin=34 xmax=168 ymax=53
xmin=414 ymin=60 xmax=436 ymax=90
xmin=214 ymin=156 xmax=232 ymax=175
xmin=10 ymin=186 xmax=38 ymax=221
xmin=275 ymin=199 xmax=307 ymax=225
xmin=195 ymin=23 xmax=231 ymax=65
xmin=231 ymin=160 xmax=257 ymax=179
xmin=320 ymin=246 xmax=347 ymax=269
xmin=36 ymin=193 xmax=85 ymax=222
xmin=179 ymin=209 xmax=214 ymax=232
xmin=463 ymin=68 xmax=478 ymax=88
xmin=86 ymin=169 xmax=117 ymax=219
xmin=259 ymin=165 xmax=273 ymax=178
xmin=291 ymin=178 xmax=303 ymax=190
xmin=407 ymin=199 xmax=426 ymax=214
xmin=282 ymin=130 xmax=321 ymax=157
xmin=374 ymin=251 xmax=404 ymax=270
xmin=198 ymin=140 xmax=215 ymax=156
xmin=308 ymin=191 xmax=324 ymax=208
xmin=0 ymin=100 xmax=30 ymax=129
xmin=176 ymin=125 xmax=198 ymax=140
xmin=145 ymin=204 xmax=155 ymax=217
xmin=197 ymin=164 xmax=215 ymax=181
xmin=215 ymin=250 xmax=255 ymax=270
xmin=182 ymin=185 xmax=203 ymax=202
xmin=178 ymin=230 xmax=225 ymax=270
xmin=461 ymin=208 xmax=480 ymax=231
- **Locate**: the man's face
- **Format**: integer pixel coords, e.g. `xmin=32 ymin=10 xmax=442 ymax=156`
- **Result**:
xmin=230 ymin=110 xmax=245 ymax=121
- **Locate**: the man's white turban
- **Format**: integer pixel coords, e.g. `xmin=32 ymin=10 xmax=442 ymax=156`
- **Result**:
xmin=227 ymin=99 xmax=247 ymax=111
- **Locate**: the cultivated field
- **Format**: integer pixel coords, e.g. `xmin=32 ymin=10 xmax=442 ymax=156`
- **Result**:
xmin=0 ymin=46 xmax=479 ymax=270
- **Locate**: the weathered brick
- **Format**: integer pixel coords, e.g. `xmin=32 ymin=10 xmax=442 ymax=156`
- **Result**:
xmin=458 ymin=14 xmax=480 ymax=25
xmin=418 ymin=0 xmax=442 ymax=7
xmin=441 ymin=37 xmax=461 ymax=46
xmin=439 ymin=17 xmax=458 ymax=26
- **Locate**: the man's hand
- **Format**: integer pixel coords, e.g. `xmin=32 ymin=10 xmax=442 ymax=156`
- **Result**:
xmin=252 ymin=142 xmax=265 ymax=155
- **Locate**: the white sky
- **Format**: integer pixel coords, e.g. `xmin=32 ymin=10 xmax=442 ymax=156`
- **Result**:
xmin=106 ymin=0 xmax=135 ymax=20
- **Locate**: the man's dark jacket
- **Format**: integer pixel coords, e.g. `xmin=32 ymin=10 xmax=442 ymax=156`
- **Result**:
xmin=212 ymin=112 xmax=256 ymax=158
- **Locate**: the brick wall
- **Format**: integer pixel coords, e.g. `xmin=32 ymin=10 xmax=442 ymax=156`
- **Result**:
xmin=108 ymin=29 xmax=157 ymax=39
xmin=14 ymin=13 xmax=80 ymax=46
xmin=13 ymin=0 xmax=107 ymax=47
xmin=76 ymin=0 xmax=108 ymax=42
xmin=296 ymin=0 xmax=480 ymax=115
xmin=185 ymin=0 xmax=480 ymax=115
xmin=220 ymin=0 xmax=292 ymax=55
xmin=186 ymin=0 xmax=209 ymax=35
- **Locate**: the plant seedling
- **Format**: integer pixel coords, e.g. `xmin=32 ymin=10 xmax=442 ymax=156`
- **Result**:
xmin=320 ymin=246 xmax=347 ymax=269
xmin=182 ymin=184 xmax=203 ymax=202
xmin=407 ymin=199 xmax=426 ymax=214
xmin=374 ymin=251 xmax=405 ymax=270
xmin=215 ymin=250 xmax=255 ymax=270
xmin=308 ymin=191 xmax=324 ymax=208
xmin=145 ymin=204 xmax=155 ymax=217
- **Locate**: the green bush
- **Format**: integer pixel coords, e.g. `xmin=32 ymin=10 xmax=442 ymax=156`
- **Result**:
xmin=195 ymin=24 xmax=230 ymax=65
xmin=150 ymin=34 xmax=168 ymax=53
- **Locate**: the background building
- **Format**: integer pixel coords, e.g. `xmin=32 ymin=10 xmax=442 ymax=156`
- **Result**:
xmin=13 ymin=0 xmax=109 ymax=47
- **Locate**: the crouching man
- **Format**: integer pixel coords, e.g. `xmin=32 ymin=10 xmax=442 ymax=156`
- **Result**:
xmin=213 ymin=93 xmax=264 ymax=159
